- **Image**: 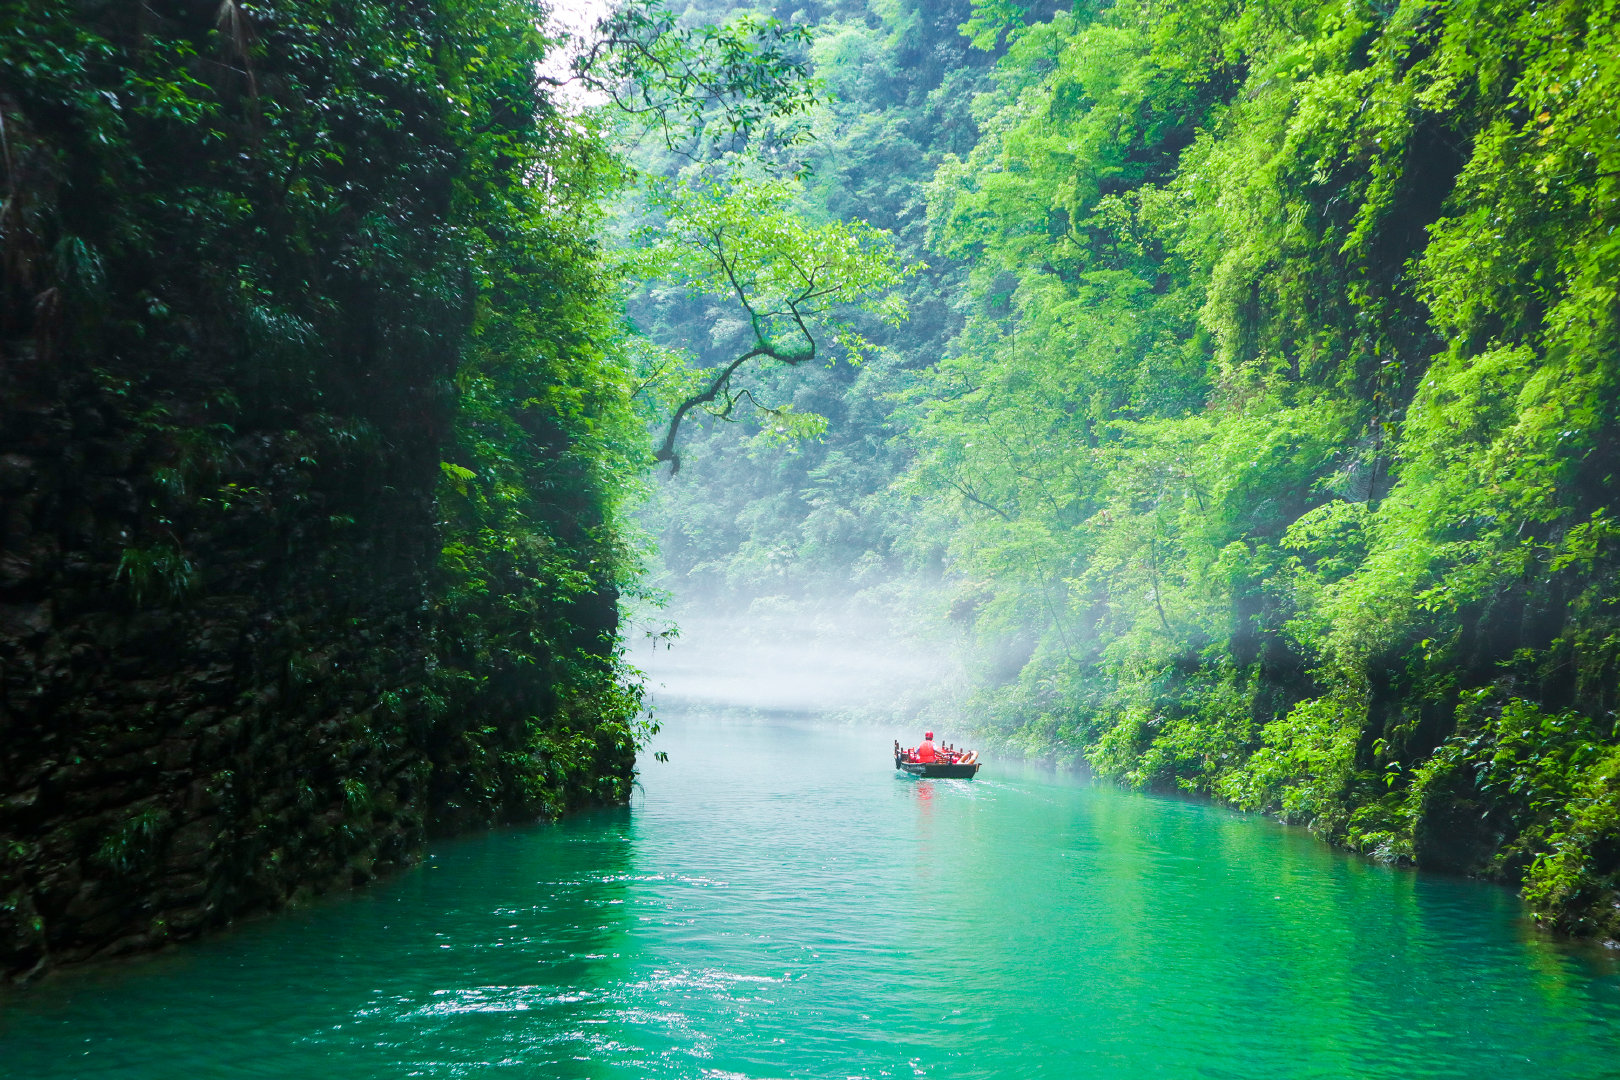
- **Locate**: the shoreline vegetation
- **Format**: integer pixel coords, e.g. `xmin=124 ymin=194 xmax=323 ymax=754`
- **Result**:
xmin=638 ymin=0 xmax=1620 ymax=943
xmin=0 ymin=0 xmax=648 ymax=980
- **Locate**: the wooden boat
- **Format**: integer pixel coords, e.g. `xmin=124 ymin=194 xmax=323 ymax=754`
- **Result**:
xmin=894 ymin=752 xmax=981 ymax=779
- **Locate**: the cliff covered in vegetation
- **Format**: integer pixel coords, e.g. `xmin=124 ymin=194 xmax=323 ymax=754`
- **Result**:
xmin=640 ymin=0 xmax=1620 ymax=939
xmin=0 ymin=0 xmax=644 ymax=979
xmin=911 ymin=0 xmax=1620 ymax=940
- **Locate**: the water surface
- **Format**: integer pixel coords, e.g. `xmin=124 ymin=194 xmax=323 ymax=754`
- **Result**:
xmin=4 ymin=715 xmax=1619 ymax=1078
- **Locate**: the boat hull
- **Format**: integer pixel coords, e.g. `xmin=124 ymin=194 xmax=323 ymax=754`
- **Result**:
xmin=895 ymin=757 xmax=980 ymax=779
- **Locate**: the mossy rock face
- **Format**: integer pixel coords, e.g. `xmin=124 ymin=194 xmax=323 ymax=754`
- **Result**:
xmin=0 ymin=0 xmax=640 ymax=981
xmin=0 ymin=366 xmax=440 ymax=975
xmin=0 ymin=368 xmax=633 ymax=980
xmin=1410 ymin=767 xmax=1514 ymax=878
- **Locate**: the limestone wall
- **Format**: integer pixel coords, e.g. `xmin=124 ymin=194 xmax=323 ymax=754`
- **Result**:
xmin=0 ymin=365 xmax=451 ymax=979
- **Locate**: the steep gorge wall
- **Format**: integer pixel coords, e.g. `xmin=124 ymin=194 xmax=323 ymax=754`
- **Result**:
xmin=0 ymin=1 xmax=639 ymax=980
xmin=899 ymin=0 xmax=1620 ymax=936
xmin=0 ymin=363 xmax=448 ymax=976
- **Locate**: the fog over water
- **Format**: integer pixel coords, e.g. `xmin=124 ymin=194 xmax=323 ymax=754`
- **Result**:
xmin=630 ymin=604 xmax=956 ymax=718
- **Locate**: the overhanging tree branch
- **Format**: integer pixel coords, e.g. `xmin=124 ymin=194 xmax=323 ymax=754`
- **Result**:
xmin=636 ymin=172 xmax=913 ymax=473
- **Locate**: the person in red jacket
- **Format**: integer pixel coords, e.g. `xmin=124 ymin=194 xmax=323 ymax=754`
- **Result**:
xmin=915 ymin=731 xmax=938 ymax=763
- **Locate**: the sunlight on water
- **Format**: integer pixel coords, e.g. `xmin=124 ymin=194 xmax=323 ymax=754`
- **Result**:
xmin=3 ymin=715 xmax=1619 ymax=1079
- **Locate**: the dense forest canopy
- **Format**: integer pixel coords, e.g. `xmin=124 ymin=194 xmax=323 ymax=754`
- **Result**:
xmin=633 ymin=0 xmax=1620 ymax=938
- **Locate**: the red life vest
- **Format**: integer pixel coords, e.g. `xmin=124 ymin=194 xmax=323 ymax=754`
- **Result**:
xmin=916 ymin=738 xmax=937 ymax=763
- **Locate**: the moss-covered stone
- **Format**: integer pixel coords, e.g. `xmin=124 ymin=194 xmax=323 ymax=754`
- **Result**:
xmin=0 ymin=0 xmax=642 ymax=981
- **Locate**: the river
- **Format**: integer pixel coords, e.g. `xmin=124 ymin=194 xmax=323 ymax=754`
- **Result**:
xmin=3 ymin=714 xmax=1619 ymax=1078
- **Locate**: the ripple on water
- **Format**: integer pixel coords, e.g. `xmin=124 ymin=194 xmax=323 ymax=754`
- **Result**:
xmin=2 ymin=717 xmax=1619 ymax=1080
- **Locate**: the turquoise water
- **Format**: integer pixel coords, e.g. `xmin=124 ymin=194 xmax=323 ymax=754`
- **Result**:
xmin=4 ymin=715 xmax=1619 ymax=1078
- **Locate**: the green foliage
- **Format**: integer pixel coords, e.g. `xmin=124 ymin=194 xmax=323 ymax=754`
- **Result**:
xmin=639 ymin=173 xmax=911 ymax=340
xmin=579 ymin=0 xmax=822 ymax=159
xmin=1522 ymin=750 xmax=1620 ymax=938
xmin=411 ymin=5 xmax=651 ymax=824
xmin=960 ymin=0 xmax=1037 ymax=51
xmin=341 ymin=778 xmax=371 ymax=813
xmin=887 ymin=0 xmax=1620 ymax=936
xmin=641 ymin=0 xmax=1620 ymax=936
xmin=95 ymin=807 xmax=172 ymax=876
xmin=115 ymin=544 xmax=198 ymax=607
xmin=636 ymin=0 xmax=1009 ymax=598
xmin=1399 ymin=696 xmax=1616 ymax=882
xmin=631 ymin=167 xmax=915 ymax=470
xmin=0 ymin=0 xmax=679 ymax=834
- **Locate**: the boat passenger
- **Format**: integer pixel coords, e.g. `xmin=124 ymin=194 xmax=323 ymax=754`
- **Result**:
xmin=916 ymin=731 xmax=938 ymax=763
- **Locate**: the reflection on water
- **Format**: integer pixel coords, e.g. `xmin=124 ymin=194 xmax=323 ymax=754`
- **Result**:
xmin=3 ymin=715 xmax=1619 ymax=1080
